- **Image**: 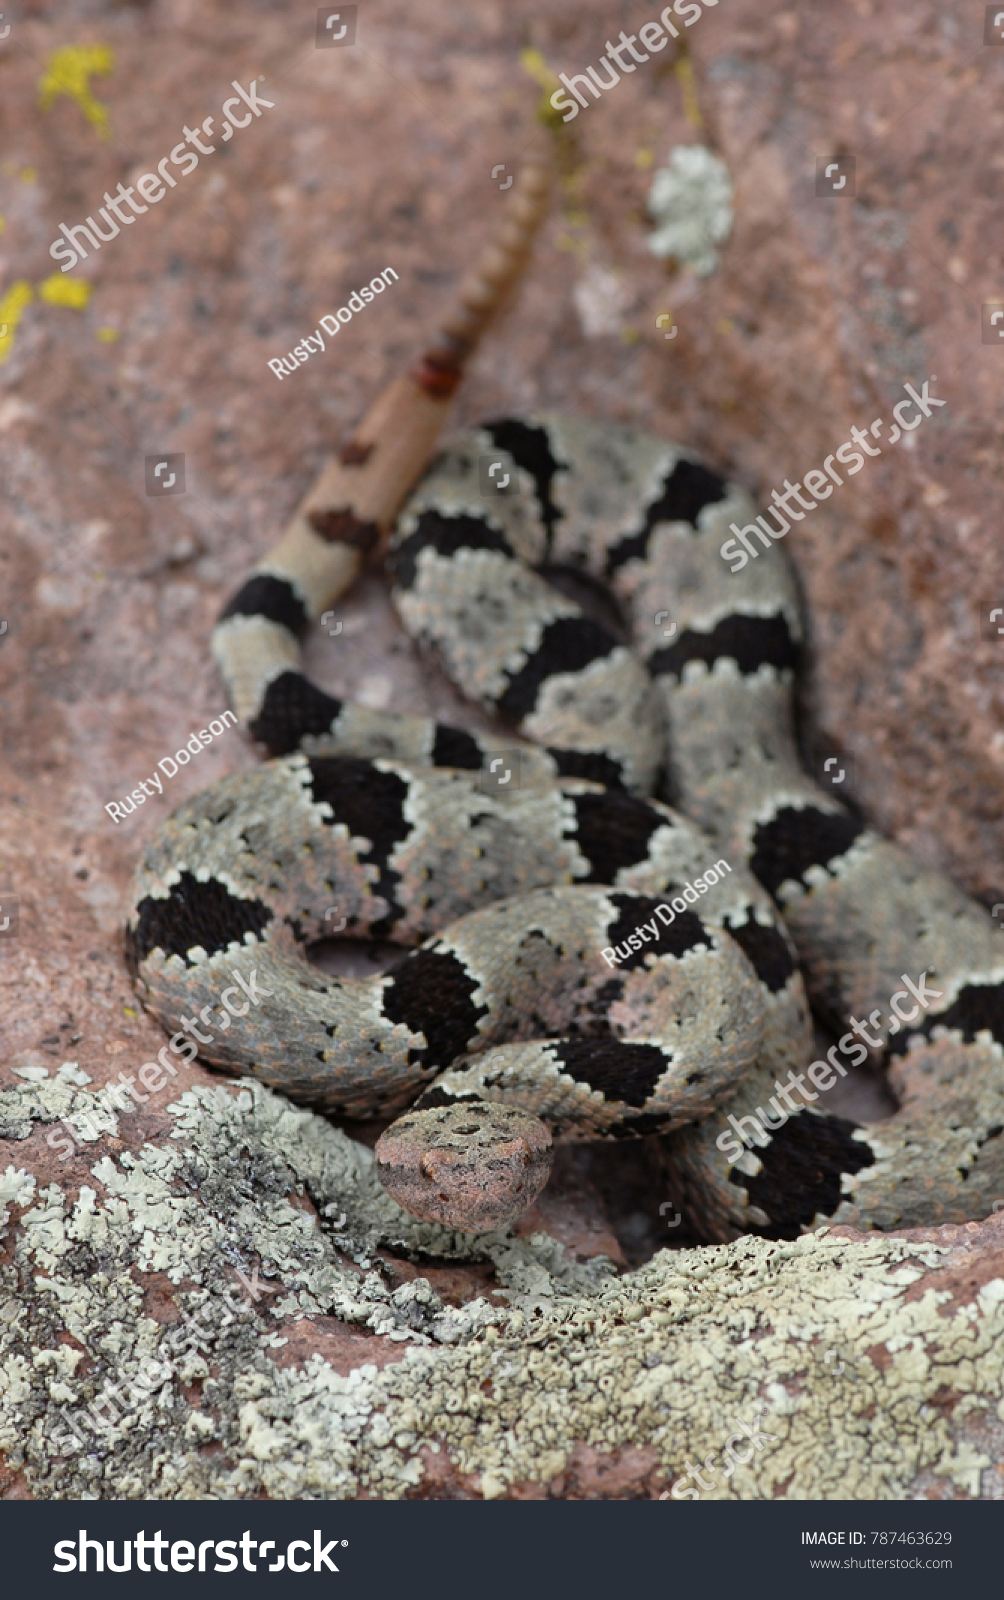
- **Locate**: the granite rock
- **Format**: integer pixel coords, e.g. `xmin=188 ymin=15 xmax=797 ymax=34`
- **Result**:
xmin=2 ymin=0 xmax=1003 ymax=1500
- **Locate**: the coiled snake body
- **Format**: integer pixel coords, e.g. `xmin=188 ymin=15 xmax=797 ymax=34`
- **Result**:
xmin=127 ymin=409 xmax=1004 ymax=1239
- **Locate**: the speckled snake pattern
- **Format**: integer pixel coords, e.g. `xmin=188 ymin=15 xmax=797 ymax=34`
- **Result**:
xmin=127 ymin=415 xmax=1004 ymax=1238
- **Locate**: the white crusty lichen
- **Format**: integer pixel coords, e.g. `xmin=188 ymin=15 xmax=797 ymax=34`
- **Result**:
xmin=646 ymin=145 xmax=734 ymax=276
xmin=1 ymin=1074 xmax=1004 ymax=1499
xmin=572 ymin=262 xmax=635 ymax=340
xmin=0 ymin=1165 xmax=36 ymax=1228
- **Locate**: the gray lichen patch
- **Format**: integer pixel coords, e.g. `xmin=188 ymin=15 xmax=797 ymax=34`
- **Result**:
xmin=2 ymin=1075 xmax=1004 ymax=1499
xmin=646 ymin=146 xmax=734 ymax=276
xmin=0 ymin=1063 xmax=100 ymax=1145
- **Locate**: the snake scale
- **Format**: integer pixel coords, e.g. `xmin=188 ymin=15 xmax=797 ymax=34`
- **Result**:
xmin=125 ymin=162 xmax=1004 ymax=1244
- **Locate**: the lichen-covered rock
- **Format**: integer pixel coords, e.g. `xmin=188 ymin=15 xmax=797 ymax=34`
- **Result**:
xmin=2 ymin=1076 xmax=1003 ymax=1500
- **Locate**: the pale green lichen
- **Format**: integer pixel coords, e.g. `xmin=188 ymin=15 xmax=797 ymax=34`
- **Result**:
xmin=2 ymin=1075 xmax=1003 ymax=1499
xmin=646 ymin=145 xmax=734 ymax=276
xmin=0 ymin=1165 xmax=36 ymax=1212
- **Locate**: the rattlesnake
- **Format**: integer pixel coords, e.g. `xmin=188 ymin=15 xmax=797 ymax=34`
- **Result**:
xmin=126 ymin=158 xmax=1004 ymax=1242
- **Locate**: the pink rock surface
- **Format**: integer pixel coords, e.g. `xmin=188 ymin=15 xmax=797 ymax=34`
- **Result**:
xmin=1 ymin=0 xmax=1002 ymax=1500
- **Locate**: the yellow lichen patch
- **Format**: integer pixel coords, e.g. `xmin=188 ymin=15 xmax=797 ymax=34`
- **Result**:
xmin=520 ymin=48 xmax=559 ymax=97
xmin=96 ymin=327 xmax=119 ymax=343
xmin=38 ymin=45 xmax=114 ymax=139
xmin=0 ymin=281 xmax=33 ymax=364
xmin=37 ymin=274 xmax=92 ymax=310
xmin=675 ymin=57 xmax=703 ymax=132
xmin=520 ymin=47 xmax=566 ymax=133
xmin=19 ymin=169 xmax=37 ymax=184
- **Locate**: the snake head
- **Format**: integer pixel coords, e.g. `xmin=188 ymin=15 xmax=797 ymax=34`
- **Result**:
xmin=375 ymin=1100 xmax=553 ymax=1231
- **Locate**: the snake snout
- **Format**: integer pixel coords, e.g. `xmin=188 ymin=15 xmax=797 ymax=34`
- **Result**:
xmin=375 ymin=1100 xmax=553 ymax=1231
